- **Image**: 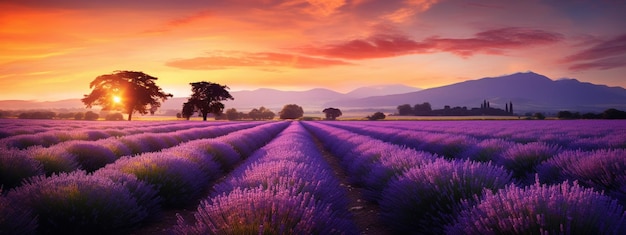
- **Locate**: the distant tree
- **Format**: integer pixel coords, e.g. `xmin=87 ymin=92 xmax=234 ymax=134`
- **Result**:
xmin=247 ymin=106 xmax=274 ymax=120
xmin=414 ymin=102 xmax=432 ymax=115
xmin=533 ymin=112 xmax=545 ymax=120
xmin=182 ymin=102 xmax=195 ymax=120
xmin=176 ymin=113 xmax=182 ymax=119
xmin=74 ymin=112 xmax=84 ymax=120
xmin=397 ymin=104 xmax=413 ymax=116
xmin=84 ymin=111 xmax=99 ymax=121
xmin=603 ymin=108 xmax=626 ymax=119
xmin=185 ymin=81 xmax=234 ymax=121
xmin=323 ymin=107 xmax=342 ymax=120
xmin=225 ymin=108 xmax=240 ymax=120
xmin=557 ymin=111 xmax=574 ymax=119
xmin=279 ymin=104 xmax=304 ymax=119
xmin=367 ymin=112 xmax=386 ymax=120
xmin=259 ymin=107 xmax=275 ymax=120
xmin=582 ymin=112 xmax=601 ymax=119
xmin=82 ymin=70 xmax=172 ymax=121
xmin=105 ymin=113 xmax=124 ymax=121
xmin=249 ymin=108 xmax=261 ymax=120
xmin=18 ymin=111 xmax=56 ymax=119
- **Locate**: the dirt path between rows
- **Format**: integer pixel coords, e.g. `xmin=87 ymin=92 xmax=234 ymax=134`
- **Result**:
xmin=309 ymin=133 xmax=392 ymax=235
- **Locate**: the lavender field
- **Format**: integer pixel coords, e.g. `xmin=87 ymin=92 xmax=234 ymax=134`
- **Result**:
xmin=1 ymin=119 xmax=626 ymax=234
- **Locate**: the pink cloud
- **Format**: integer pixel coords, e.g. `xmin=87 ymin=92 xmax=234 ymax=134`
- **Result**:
xmin=165 ymin=51 xmax=352 ymax=70
xmin=298 ymin=34 xmax=434 ymax=59
xmin=297 ymin=27 xmax=563 ymax=59
xmin=567 ymin=56 xmax=626 ymax=71
xmin=429 ymin=27 xmax=564 ymax=57
xmin=564 ymin=34 xmax=626 ymax=71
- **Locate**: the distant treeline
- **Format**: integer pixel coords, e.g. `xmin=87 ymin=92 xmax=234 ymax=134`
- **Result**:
xmin=396 ymin=101 xmax=514 ymax=117
xmin=0 ymin=110 xmax=125 ymax=121
xmin=557 ymin=109 xmax=626 ymax=120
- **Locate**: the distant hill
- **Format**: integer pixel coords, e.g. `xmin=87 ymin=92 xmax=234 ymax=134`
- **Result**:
xmin=345 ymin=84 xmax=421 ymax=98
xmin=0 ymin=99 xmax=85 ymax=110
xmin=325 ymin=72 xmax=626 ymax=113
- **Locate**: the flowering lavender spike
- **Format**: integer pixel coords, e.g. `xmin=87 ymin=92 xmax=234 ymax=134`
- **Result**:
xmin=446 ymin=181 xmax=626 ymax=234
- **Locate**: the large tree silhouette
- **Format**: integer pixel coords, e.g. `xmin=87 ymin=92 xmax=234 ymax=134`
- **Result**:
xmin=82 ymin=71 xmax=172 ymax=121
xmin=185 ymin=81 xmax=234 ymax=121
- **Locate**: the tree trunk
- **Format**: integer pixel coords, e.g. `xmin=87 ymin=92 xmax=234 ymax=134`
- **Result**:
xmin=202 ymin=112 xmax=208 ymax=121
xmin=127 ymin=110 xmax=133 ymax=121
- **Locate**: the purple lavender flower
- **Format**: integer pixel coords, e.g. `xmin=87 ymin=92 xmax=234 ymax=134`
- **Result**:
xmin=380 ymin=158 xmax=513 ymax=234
xmin=173 ymin=187 xmax=357 ymax=234
xmin=61 ymin=141 xmax=117 ymax=172
xmin=27 ymin=146 xmax=80 ymax=175
xmin=104 ymin=152 xmax=207 ymax=207
xmin=0 ymin=192 xmax=37 ymax=235
xmin=499 ymin=142 xmax=562 ymax=183
xmin=537 ymin=149 xmax=626 ymax=203
xmin=0 ymin=149 xmax=44 ymax=189
xmin=6 ymin=171 xmax=148 ymax=234
xmin=446 ymin=181 xmax=626 ymax=234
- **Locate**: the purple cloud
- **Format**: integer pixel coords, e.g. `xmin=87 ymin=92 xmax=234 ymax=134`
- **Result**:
xmin=565 ymin=34 xmax=626 ymax=71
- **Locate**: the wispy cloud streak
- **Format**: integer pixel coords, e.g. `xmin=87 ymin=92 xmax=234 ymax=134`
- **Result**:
xmin=166 ymin=51 xmax=352 ymax=70
xmin=564 ymin=34 xmax=626 ymax=71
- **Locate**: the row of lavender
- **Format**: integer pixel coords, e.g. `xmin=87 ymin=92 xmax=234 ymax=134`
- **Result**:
xmin=0 ymin=122 xmax=262 ymax=189
xmin=303 ymin=121 xmax=626 ymax=234
xmin=0 ymin=120 xmax=231 ymax=149
xmin=325 ymin=120 xmax=626 ymax=152
xmin=364 ymin=120 xmax=626 ymax=147
xmin=174 ymin=122 xmax=358 ymax=234
xmin=0 ymin=119 xmax=174 ymax=139
xmin=0 ymin=121 xmax=289 ymax=234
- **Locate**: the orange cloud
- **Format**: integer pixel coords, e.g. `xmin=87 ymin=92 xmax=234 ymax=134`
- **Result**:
xmin=383 ymin=0 xmax=441 ymax=23
xmin=165 ymin=51 xmax=352 ymax=70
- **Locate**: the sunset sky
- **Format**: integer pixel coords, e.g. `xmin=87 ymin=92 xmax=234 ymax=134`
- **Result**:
xmin=1 ymin=0 xmax=625 ymax=101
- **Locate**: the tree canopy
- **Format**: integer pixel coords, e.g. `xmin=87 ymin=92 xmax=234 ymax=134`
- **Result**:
xmin=323 ymin=107 xmax=342 ymax=120
xmin=279 ymin=104 xmax=304 ymax=119
xmin=185 ymin=81 xmax=234 ymax=121
xmin=367 ymin=111 xmax=386 ymax=120
xmin=81 ymin=71 xmax=172 ymax=121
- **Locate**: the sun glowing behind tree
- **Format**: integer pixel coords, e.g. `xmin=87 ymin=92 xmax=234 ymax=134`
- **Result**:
xmin=82 ymin=70 xmax=172 ymax=121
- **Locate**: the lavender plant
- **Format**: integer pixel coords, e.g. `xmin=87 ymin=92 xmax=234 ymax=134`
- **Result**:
xmin=499 ymin=142 xmax=562 ymax=183
xmin=93 ymin=169 xmax=162 ymax=221
xmin=27 ymin=146 xmax=80 ymax=175
xmin=104 ymin=152 xmax=207 ymax=207
xmin=380 ymin=158 xmax=513 ymax=234
xmin=173 ymin=187 xmax=356 ymax=234
xmin=446 ymin=181 xmax=626 ymax=234
xmin=6 ymin=171 xmax=148 ymax=234
xmin=0 ymin=192 xmax=37 ymax=235
xmin=537 ymin=149 xmax=626 ymax=203
xmin=62 ymin=141 xmax=117 ymax=172
xmin=461 ymin=138 xmax=515 ymax=162
xmin=0 ymin=149 xmax=43 ymax=189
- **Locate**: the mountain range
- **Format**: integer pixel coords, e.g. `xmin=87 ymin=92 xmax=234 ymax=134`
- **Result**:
xmin=325 ymin=72 xmax=626 ymax=113
xmin=1 ymin=72 xmax=624 ymax=113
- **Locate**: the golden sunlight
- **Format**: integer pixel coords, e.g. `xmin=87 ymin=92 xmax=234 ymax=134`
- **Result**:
xmin=113 ymin=96 xmax=121 ymax=103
